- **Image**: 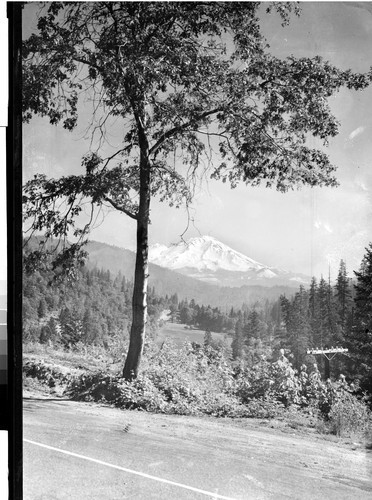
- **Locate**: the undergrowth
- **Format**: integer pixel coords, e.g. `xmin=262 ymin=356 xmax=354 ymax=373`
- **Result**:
xmin=23 ymin=340 xmax=372 ymax=439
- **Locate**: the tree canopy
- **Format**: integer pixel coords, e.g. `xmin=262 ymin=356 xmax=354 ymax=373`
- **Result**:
xmin=23 ymin=3 xmax=372 ymax=243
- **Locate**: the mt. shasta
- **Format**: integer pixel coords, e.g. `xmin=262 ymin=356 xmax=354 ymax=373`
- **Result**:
xmin=149 ymin=236 xmax=309 ymax=288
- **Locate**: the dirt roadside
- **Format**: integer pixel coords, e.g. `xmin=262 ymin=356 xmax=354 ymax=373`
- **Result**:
xmin=23 ymin=385 xmax=372 ymax=500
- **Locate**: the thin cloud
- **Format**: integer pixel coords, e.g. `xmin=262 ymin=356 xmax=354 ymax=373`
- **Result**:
xmin=349 ymin=126 xmax=365 ymax=140
xmin=314 ymin=220 xmax=333 ymax=233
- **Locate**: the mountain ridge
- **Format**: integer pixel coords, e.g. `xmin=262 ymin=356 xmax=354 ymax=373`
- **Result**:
xmin=85 ymin=240 xmax=298 ymax=308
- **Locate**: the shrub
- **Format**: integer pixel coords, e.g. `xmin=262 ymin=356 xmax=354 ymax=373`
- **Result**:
xmin=328 ymin=390 xmax=372 ymax=437
xmin=23 ymin=340 xmax=372 ymax=437
xmin=234 ymin=352 xmax=301 ymax=407
xmin=23 ymin=359 xmax=72 ymax=387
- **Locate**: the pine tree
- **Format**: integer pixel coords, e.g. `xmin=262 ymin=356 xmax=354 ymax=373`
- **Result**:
xmin=279 ymin=295 xmax=292 ymax=351
xmin=335 ymin=260 xmax=352 ymax=335
xmin=244 ymin=310 xmax=261 ymax=342
xmin=326 ymin=271 xmax=342 ymax=344
xmin=37 ymin=298 xmax=47 ymax=319
xmin=204 ymin=329 xmax=213 ymax=349
xmin=308 ymin=277 xmax=320 ymax=347
xmin=347 ymin=243 xmax=372 ymax=392
xmin=317 ymin=276 xmax=332 ymax=347
xmin=231 ymin=320 xmax=244 ymax=360
xmin=287 ymin=286 xmax=311 ymax=370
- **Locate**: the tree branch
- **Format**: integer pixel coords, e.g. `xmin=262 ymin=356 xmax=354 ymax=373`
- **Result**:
xmin=149 ymin=107 xmax=223 ymax=157
xmin=104 ymin=196 xmax=138 ymax=220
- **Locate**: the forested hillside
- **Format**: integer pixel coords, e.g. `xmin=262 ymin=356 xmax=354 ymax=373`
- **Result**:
xmin=23 ymin=266 xmax=166 ymax=349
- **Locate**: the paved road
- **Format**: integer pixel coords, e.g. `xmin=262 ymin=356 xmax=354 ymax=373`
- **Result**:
xmin=23 ymin=398 xmax=372 ymax=499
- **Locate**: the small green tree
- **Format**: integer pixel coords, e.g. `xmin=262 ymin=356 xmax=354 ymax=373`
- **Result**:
xmin=232 ymin=319 xmax=244 ymax=360
xmin=22 ymin=2 xmax=372 ymax=379
xmin=37 ymin=298 xmax=47 ymax=319
xmin=204 ymin=329 xmax=213 ymax=349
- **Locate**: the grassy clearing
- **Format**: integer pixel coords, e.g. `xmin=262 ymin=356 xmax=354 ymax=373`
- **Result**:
xmin=24 ymin=341 xmax=115 ymax=372
xmin=156 ymin=322 xmax=230 ymax=348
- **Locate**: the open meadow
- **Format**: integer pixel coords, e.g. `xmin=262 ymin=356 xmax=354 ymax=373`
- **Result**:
xmin=156 ymin=321 xmax=230 ymax=349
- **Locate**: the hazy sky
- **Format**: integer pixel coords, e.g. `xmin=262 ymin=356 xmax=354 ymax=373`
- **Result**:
xmin=23 ymin=2 xmax=372 ymax=279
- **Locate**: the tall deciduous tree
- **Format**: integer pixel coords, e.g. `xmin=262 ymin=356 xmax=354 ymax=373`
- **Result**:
xmin=22 ymin=2 xmax=372 ymax=379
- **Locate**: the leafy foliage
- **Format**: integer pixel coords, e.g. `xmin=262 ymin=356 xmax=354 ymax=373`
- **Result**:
xmin=328 ymin=390 xmax=371 ymax=438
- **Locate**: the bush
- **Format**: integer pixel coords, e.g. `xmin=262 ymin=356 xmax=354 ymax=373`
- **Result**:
xmin=23 ymin=359 xmax=72 ymax=388
xmin=23 ymin=340 xmax=372 ymax=438
xmin=234 ymin=352 xmax=301 ymax=407
xmin=328 ymin=390 xmax=372 ymax=437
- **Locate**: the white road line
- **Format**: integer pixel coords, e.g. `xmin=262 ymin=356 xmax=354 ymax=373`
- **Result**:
xmin=24 ymin=438 xmax=238 ymax=500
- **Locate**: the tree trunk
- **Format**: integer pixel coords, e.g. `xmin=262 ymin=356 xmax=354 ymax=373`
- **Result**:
xmin=122 ymin=217 xmax=149 ymax=379
xmin=122 ymin=182 xmax=150 ymax=380
xmin=122 ymin=113 xmax=151 ymax=381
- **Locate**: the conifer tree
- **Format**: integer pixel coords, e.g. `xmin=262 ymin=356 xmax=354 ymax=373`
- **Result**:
xmin=37 ymin=298 xmax=47 ymax=319
xmin=284 ymin=286 xmax=310 ymax=369
xmin=326 ymin=273 xmax=342 ymax=344
xmin=232 ymin=319 xmax=244 ymax=360
xmin=317 ymin=276 xmax=330 ymax=347
xmin=204 ymin=329 xmax=213 ymax=349
xmin=308 ymin=277 xmax=320 ymax=346
xmin=335 ymin=260 xmax=352 ymax=335
xmin=347 ymin=244 xmax=372 ymax=392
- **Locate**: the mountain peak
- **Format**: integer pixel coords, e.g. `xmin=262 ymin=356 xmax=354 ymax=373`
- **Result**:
xmin=149 ymin=236 xmax=310 ymax=287
xmin=149 ymin=235 xmax=266 ymax=273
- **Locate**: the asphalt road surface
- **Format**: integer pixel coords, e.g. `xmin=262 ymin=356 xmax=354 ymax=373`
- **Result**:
xmin=23 ymin=398 xmax=372 ymax=499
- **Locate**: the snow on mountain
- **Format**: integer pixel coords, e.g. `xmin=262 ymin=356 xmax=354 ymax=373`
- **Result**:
xmin=149 ymin=236 xmax=310 ymax=287
xmin=256 ymin=268 xmax=277 ymax=279
xmin=149 ymin=236 xmax=266 ymax=272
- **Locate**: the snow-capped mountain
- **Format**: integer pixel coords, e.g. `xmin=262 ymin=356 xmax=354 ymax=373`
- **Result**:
xmin=149 ymin=236 xmax=309 ymax=287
